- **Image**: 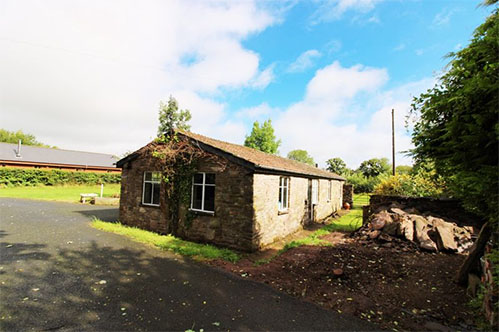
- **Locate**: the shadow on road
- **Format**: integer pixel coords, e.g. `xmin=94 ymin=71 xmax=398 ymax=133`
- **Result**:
xmin=74 ymin=208 xmax=119 ymax=223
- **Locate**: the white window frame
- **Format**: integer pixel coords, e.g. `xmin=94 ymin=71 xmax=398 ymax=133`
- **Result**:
xmin=190 ymin=172 xmax=215 ymax=213
xmin=327 ymin=180 xmax=332 ymax=201
xmin=311 ymin=179 xmax=319 ymax=205
xmin=142 ymin=171 xmax=161 ymax=206
xmin=278 ymin=177 xmax=290 ymax=211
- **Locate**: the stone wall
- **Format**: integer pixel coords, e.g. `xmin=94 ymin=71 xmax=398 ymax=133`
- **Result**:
xmin=253 ymin=174 xmax=343 ymax=247
xmin=314 ymin=179 xmax=343 ymax=220
xmin=119 ymin=153 xmax=169 ymax=234
xmin=176 ymin=156 xmax=256 ymax=251
xmin=119 ymin=152 xmax=256 ymax=251
xmin=343 ymin=184 xmax=353 ymax=207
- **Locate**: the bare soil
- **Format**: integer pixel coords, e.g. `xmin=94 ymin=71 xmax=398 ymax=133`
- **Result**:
xmin=209 ymin=233 xmax=476 ymax=331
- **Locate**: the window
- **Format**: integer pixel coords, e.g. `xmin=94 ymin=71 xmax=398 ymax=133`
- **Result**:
xmin=142 ymin=171 xmax=161 ymax=206
xmin=327 ymin=180 xmax=332 ymax=201
xmin=190 ymin=173 xmax=215 ymax=213
xmin=311 ymin=179 xmax=319 ymax=204
xmin=278 ymin=177 xmax=289 ymax=211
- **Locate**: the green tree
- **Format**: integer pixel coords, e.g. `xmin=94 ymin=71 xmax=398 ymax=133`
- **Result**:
xmin=409 ymin=6 xmax=498 ymax=221
xmin=287 ymin=149 xmax=315 ymax=165
xmin=357 ymin=158 xmax=391 ymax=178
xmin=244 ymin=119 xmax=281 ymax=154
xmin=326 ymin=157 xmax=347 ymax=175
xmin=157 ymin=96 xmax=192 ymax=136
xmin=0 ymin=129 xmax=51 ymax=147
xmin=395 ymin=165 xmax=412 ymax=175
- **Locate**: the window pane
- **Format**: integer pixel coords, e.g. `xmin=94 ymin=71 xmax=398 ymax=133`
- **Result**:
xmin=278 ymin=186 xmax=283 ymax=209
xmin=204 ymin=186 xmax=215 ymax=211
xmin=193 ymin=173 xmax=203 ymax=184
xmin=144 ymin=182 xmax=152 ymax=204
xmin=205 ymin=173 xmax=215 ymax=185
xmin=282 ymin=187 xmax=288 ymax=209
xmin=145 ymin=172 xmax=152 ymax=181
xmin=192 ymin=185 xmax=203 ymax=210
xmin=152 ymin=183 xmax=160 ymax=205
xmin=312 ymin=180 xmax=318 ymax=204
xmin=151 ymin=172 xmax=161 ymax=182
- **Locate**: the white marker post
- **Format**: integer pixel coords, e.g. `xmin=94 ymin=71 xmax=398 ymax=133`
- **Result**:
xmin=100 ymin=183 xmax=104 ymax=198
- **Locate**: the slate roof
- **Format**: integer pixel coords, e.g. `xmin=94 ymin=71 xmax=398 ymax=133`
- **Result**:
xmin=0 ymin=142 xmax=118 ymax=168
xmin=118 ymin=131 xmax=344 ymax=180
xmin=179 ymin=131 xmax=344 ymax=180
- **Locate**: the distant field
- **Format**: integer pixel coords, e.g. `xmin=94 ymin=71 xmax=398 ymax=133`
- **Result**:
xmin=0 ymin=184 xmax=121 ymax=203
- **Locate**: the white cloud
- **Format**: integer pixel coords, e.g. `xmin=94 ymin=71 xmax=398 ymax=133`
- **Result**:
xmin=432 ymin=8 xmax=455 ymax=27
xmin=325 ymin=40 xmax=342 ymax=54
xmin=305 ymin=61 xmax=388 ymax=103
xmin=0 ymin=0 xmax=277 ymax=154
xmin=236 ymin=103 xmax=278 ymax=120
xmin=393 ymin=43 xmax=406 ymax=52
xmin=249 ymin=65 xmax=275 ymax=89
xmin=287 ymin=49 xmax=322 ymax=73
xmin=311 ymin=0 xmax=384 ymax=24
xmin=273 ymin=61 xmax=434 ymax=168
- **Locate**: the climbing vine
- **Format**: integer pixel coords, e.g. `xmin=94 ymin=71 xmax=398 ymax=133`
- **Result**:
xmin=146 ymin=132 xmax=222 ymax=235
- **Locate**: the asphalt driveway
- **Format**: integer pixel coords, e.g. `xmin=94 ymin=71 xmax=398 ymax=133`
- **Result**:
xmin=0 ymin=198 xmax=374 ymax=331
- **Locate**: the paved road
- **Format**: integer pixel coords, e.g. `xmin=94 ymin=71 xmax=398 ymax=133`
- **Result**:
xmin=0 ymin=198 xmax=374 ymax=331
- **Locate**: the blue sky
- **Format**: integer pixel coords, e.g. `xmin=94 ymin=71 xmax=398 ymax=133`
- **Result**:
xmin=0 ymin=0 xmax=494 ymax=167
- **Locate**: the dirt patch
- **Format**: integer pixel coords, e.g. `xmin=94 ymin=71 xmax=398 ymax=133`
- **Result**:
xmin=209 ymin=239 xmax=475 ymax=330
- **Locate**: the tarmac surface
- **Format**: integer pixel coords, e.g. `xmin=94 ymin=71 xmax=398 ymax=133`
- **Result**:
xmin=0 ymin=198 xmax=375 ymax=331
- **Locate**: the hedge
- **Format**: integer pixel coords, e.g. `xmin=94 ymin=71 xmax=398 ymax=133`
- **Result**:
xmin=0 ymin=167 xmax=121 ymax=187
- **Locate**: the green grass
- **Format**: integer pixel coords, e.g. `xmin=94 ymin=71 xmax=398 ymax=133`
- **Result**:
xmin=91 ymin=219 xmax=241 ymax=262
xmin=0 ymin=184 xmax=121 ymax=202
xmin=279 ymin=193 xmax=370 ymax=253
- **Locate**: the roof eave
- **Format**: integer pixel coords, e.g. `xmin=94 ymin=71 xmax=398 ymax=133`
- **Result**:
xmin=254 ymin=165 xmax=345 ymax=180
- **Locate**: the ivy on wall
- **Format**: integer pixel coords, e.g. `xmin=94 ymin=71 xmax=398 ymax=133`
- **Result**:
xmin=147 ymin=133 xmax=223 ymax=235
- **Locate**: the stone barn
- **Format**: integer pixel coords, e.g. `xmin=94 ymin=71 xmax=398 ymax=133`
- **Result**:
xmin=117 ymin=131 xmax=345 ymax=251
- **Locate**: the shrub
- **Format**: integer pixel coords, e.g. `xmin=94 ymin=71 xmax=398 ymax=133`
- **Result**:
xmin=346 ymin=172 xmax=383 ymax=193
xmin=373 ymin=173 xmax=446 ymax=197
xmin=0 ymin=167 xmax=121 ymax=187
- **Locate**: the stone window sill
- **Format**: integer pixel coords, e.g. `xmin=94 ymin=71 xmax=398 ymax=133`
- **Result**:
xmin=278 ymin=210 xmax=289 ymax=215
xmin=141 ymin=203 xmax=160 ymax=208
xmin=189 ymin=208 xmax=215 ymax=216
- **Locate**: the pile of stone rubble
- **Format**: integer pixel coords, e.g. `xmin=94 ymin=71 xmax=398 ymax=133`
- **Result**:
xmin=356 ymin=206 xmax=475 ymax=253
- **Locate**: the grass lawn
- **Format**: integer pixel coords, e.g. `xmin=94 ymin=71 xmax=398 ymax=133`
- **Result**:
xmin=280 ymin=193 xmax=370 ymax=251
xmin=0 ymin=183 xmax=121 ymax=203
xmin=91 ymin=219 xmax=241 ymax=262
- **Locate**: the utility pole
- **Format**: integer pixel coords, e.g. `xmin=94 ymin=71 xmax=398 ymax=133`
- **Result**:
xmin=392 ymin=109 xmax=395 ymax=176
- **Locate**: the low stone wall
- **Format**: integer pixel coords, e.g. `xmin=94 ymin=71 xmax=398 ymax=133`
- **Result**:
xmin=364 ymin=195 xmax=483 ymax=228
xmin=342 ymin=184 xmax=353 ymax=207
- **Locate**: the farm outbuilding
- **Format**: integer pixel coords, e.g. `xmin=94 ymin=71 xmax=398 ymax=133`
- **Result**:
xmin=117 ymin=131 xmax=345 ymax=251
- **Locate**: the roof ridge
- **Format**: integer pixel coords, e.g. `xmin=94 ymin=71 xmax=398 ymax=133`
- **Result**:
xmin=0 ymin=142 xmax=117 ymax=157
xmin=177 ymin=130 xmax=343 ymax=180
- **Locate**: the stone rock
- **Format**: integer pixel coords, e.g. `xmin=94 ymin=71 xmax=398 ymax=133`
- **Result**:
xmin=371 ymin=210 xmax=391 ymax=230
xmin=333 ymin=268 xmax=343 ymax=276
xmin=398 ymin=216 xmax=414 ymax=242
xmin=389 ymin=207 xmax=407 ymax=216
xmin=412 ymin=214 xmax=438 ymax=251
xmin=435 ymin=225 xmax=458 ymax=251
xmin=405 ymin=207 xmax=420 ymax=215
xmin=383 ymin=220 xmax=400 ymax=236
xmin=368 ymin=230 xmax=381 ymax=239
xmin=378 ymin=233 xmax=393 ymax=242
